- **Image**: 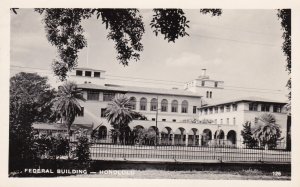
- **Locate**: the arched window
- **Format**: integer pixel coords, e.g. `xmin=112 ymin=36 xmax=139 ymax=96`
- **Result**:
xmin=181 ymin=100 xmax=188 ymax=113
xmin=129 ymin=97 xmax=136 ymax=110
xmin=161 ymin=99 xmax=168 ymax=112
xmin=150 ymin=98 xmax=158 ymax=111
xmin=140 ymin=97 xmax=147 ymax=111
xmin=171 ymin=100 xmax=178 ymax=112
xmin=210 ymin=91 xmax=212 ymax=98
xmin=206 ymin=91 xmax=209 ymax=98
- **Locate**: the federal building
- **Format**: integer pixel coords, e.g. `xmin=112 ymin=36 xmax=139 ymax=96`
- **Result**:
xmin=33 ymin=67 xmax=288 ymax=147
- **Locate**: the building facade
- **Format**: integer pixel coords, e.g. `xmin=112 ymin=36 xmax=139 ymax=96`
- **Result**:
xmin=38 ymin=67 xmax=288 ymax=147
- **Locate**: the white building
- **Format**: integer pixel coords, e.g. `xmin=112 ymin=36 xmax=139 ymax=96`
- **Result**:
xmin=40 ymin=67 xmax=288 ymax=147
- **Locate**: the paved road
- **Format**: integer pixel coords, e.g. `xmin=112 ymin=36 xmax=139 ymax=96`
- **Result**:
xmin=90 ymin=144 xmax=290 ymax=163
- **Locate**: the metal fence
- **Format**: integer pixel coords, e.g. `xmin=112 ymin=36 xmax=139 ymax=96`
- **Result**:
xmin=89 ymin=139 xmax=291 ymax=163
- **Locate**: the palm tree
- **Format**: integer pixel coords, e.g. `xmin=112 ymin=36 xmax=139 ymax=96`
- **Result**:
xmin=252 ymin=113 xmax=281 ymax=150
xmin=52 ymin=81 xmax=85 ymax=140
xmin=105 ymin=94 xmax=135 ymax=144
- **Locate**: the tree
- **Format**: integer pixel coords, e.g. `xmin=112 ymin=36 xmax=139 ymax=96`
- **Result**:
xmin=51 ymin=81 xmax=85 ymax=140
xmin=105 ymin=94 xmax=138 ymax=144
xmin=9 ymin=72 xmax=55 ymax=170
xmin=11 ymin=8 xmax=221 ymax=80
xmin=252 ymin=113 xmax=282 ymax=150
xmin=241 ymin=121 xmax=257 ymax=148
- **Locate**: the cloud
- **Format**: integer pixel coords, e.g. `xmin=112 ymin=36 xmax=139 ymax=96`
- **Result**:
xmin=165 ymin=52 xmax=207 ymax=67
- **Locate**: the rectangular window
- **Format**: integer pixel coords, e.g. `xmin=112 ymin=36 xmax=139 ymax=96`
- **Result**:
xmin=172 ymin=119 xmax=176 ymax=122
xmin=76 ymin=70 xmax=83 ymax=76
xmin=85 ymin=71 xmax=92 ymax=77
xmin=273 ymin=105 xmax=281 ymax=113
xmin=232 ymin=104 xmax=237 ymax=111
xmin=103 ymin=92 xmax=115 ymax=101
xmin=261 ymin=104 xmax=270 ymax=112
xmin=214 ymin=107 xmax=218 ymax=113
xmin=193 ymin=106 xmax=197 ymax=114
xmin=249 ymin=103 xmax=258 ymax=111
xmin=209 ymin=108 xmax=213 ymax=114
xmin=220 ymin=106 xmax=224 ymax=113
xmin=162 ymin=119 xmax=166 ymax=122
xmin=171 ymin=107 xmax=177 ymax=112
xmin=87 ymin=91 xmax=99 ymax=101
xmin=226 ymin=105 xmax=230 ymax=112
xmin=94 ymin=72 xmax=100 ymax=78
xmin=78 ymin=107 xmax=84 ymax=116
xmin=101 ymin=108 xmax=106 ymax=118
xmin=201 ymin=81 xmax=205 ymax=86
xmin=152 ymin=118 xmax=155 ymax=121
xmin=214 ymin=82 xmax=218 ymax=88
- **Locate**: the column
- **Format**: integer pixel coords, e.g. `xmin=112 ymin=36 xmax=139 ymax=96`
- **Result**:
xmin=185 ymin=133 xmax=189 ymax=146
xmin=172 ymin=134 xmax=175 ymax=145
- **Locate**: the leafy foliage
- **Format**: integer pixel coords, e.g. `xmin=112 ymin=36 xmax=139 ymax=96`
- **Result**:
xmin=241 ymin=121 xmax=258 ymax=148
xmin=29 ymin=8 xmax=222 ymax=80
xmin=51 ymin=81 xmax=85 ymax=136
xmin=9 ymin=72 xmax=56 ymax=163
xmin=73 ymin=134 xmax=90 ymax=162
xmin=277 ymin=9 xmax=291 ymax=111
xmin=151 ymin=9 xmax=190 ymax=42
xmin=252 ymin=113 xmax=282 ymax=150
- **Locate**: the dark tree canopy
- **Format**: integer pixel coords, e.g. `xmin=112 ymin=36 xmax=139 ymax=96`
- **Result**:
xmin=277 ymin=9 xmax=291 ymax=106
xmin=31 ymin=8 xmax=221 ymax=81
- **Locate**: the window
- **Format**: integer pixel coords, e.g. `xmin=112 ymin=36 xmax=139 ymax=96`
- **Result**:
xmin=261 ymin=104 xmax=270 ymax=112
xmin=150 ymin=98 xmax=158 ymax=111
xmin=249 ymin=103 xmax=258 ymax=111
xmin=214 ymin=107 xmax=218 ymax=113
xmin=140 ymin=97 xmax=147 ymax=111
xmin=172 ymin=119 xmax=176 ymax=122
xmin=206 ymin=91 xmax=209 ymax=98
xmin=152 ymin=118 xmax=156 ymax=121
xmin=181 ymin=100 xmax=188 ymax=113
xmin=103 ymin=92 xmax=115 ymax=101
xmin=87 ymin=91 xmax=99 ymax=101
xmin=214 ymin=82 xmax=218 ymax=88
xmin=76 ymin=70 xmax=83 ymax=76
xmin=220 ymin=119 xmax=223 ymax=124
xmin=209 ymin=108 xmax=213 ymax=114
xmin=233 ymin=117 xmax=236 ymax=125
xmin=78 ymin=107 xmax=84 ymax=116
xmin=204 ymin=109 xmax=208 ymax=115
xmin=226 ymin=105 xmax=230 ymax=112
xmin=226 ymin=118 xmax=229 ymax=124
xmin=232 ymin=104 xmax=237 ymax=111
xmin=161 ymin=99 xmax=168 ymax=112
xmin=129 ymin=97 xmax=136 ymax=110
xmin=193 ymin=106 xmax=197 ymax=114
xmin=100 ymin=108 xmax=106 ymax=118
xmin=273 ymin=105 xmax=282 ymax=113
xmin=210 ymin=91 xmax=212 ymax=98
xmin=171 ymin=100 xmax=178 ymax=112
xmin=85 ymin=71 xmax=92 ymax=77
xmin=94 ymin=72 xmax=100 ymax=78
xmin=201 ymin=81 xmax=205 ymax=86
xmin=220 ymin=106 xmax=224 ymax=113
xmin=162 ymin=119 xmax=166 ymax=122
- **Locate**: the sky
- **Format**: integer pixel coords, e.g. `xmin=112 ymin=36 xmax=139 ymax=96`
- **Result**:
xmin=10 ymin=9 xmax=289 ymax=101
